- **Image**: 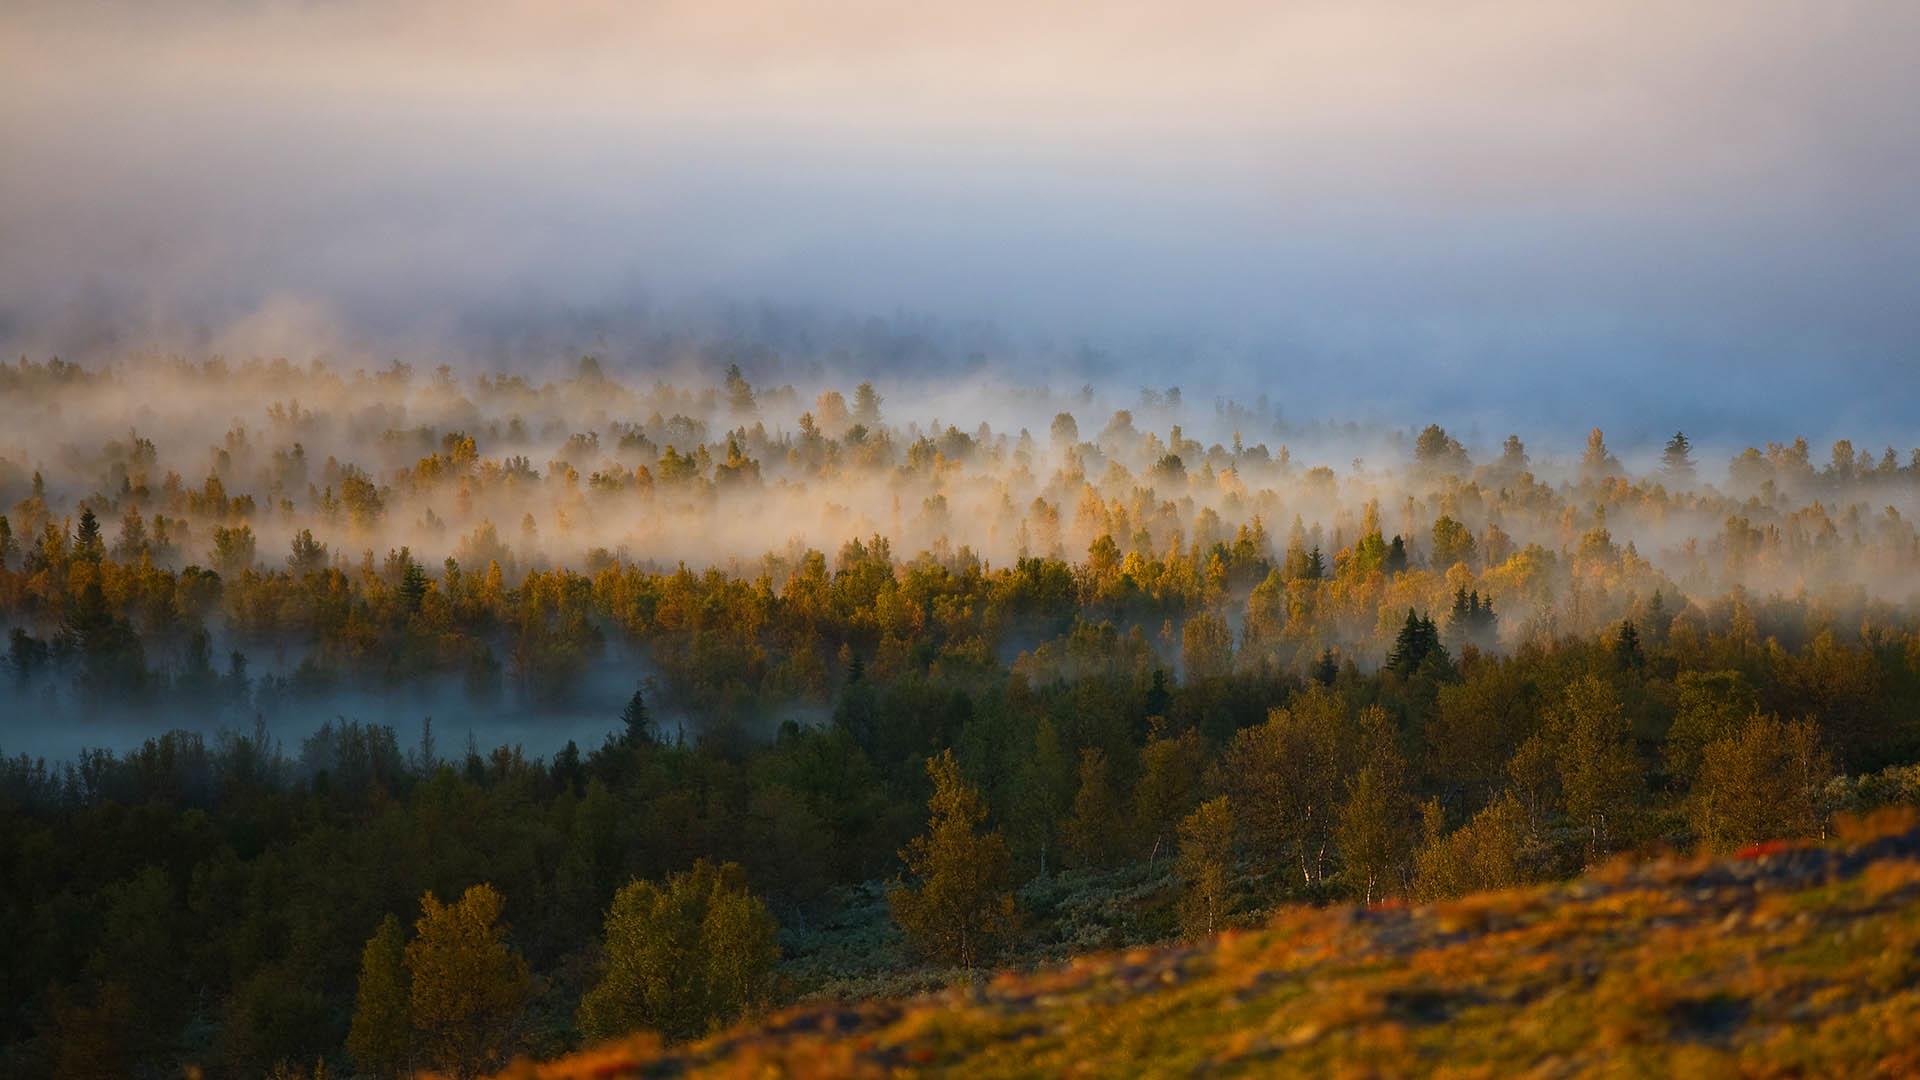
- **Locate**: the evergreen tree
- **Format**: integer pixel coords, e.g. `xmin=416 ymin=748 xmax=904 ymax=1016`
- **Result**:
xmin=1613 ymin=620 xmax=1644 ymax=670
xmin=1387 ymin=609 xmax=1446 ymax=677
xmin=73 ymin=505 xmax=103 ymax=562
xmin=1312 ymin=649 xmax=1340 ymax=686
xmin=1382 ymin=535 xmax=1408 ymax=573
xmin=1661 ymin=431 xmax=1696 ymax=483
xmin=619 ymin=687 xmax=654 ymax=746
xmin=1143 ymin=667 xmax=1172 ymax=720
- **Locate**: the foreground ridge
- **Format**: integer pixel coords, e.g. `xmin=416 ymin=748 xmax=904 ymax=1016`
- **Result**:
xmin=484 ymin=822 xmax=1920 ymax=1078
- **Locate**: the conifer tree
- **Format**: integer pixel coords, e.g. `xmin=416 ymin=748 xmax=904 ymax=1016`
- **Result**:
xmin=619 ymin=687 xmax=654 ymax=746
xmin=1661 ymin=431 xmax=1696 ymax=483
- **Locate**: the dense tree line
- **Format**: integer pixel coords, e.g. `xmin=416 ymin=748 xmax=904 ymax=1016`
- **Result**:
xmin=8 ymin=357 xmax=1920 ymax=1074
xmin=6 ymin=588 xmax=1920 ymax=1074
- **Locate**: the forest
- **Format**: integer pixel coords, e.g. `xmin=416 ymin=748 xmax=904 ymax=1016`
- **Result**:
xmin=6 ymin=354 xmax=1920 ymax=1077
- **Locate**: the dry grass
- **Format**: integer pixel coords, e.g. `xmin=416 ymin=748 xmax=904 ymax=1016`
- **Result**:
xmin=482 ymin=817 xmax=1920 ymax=1079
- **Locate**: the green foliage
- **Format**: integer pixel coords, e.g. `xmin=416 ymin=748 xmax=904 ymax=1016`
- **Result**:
xmin=1547 ymin=676 xmax=1644 ymax=858
xmin=1176 ymin=797 xmax=1234 ymax=939
xmin=404 ymin=884 xmax=530 ymax=1077
xmin=348 ymin=915 xmax=411 ymax=1079
xmin=1412 ymin=794 xmax=1533 ymax=900
xmin=1690 ymin=714 xmax=1834 ymax=851
xmin=576 ymin=860 xmax=778 ymax=1044
xmin=889 ymin=750 xmax=1017 ymax=968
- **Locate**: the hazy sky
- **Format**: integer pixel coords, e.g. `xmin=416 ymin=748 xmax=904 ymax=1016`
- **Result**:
xmin=3 ymin=1 xmax=1917 ymax=439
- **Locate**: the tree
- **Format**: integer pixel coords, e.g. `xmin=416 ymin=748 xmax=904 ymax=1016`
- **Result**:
xmin=1133 ymin=727 xmax=1205 ymax=863
xmin=1690 ymin=715 xmax=1834 ymax=850
xmin=1062 ymin=747 xmax=1125 ymax=869
xmin=1413 ymin=424 xmax=1469 ymax=473
xmin=852 ymin=381 xmax=883 ymax=426
xmin=1580 ymin=427 xmax=1622 ymax=482
xmin=1176 ymin=797 xmax=1234 ymax=939
xmin=890 ymin=749 xmax=1017 ymax=968
xmin=404 ymin=884 xmax=530 ymax=1078
xmin=1219 ymin=689 xmax=1351 ymax=885
xmin=1009 ymin=716 xmax=1074 ymax=878
xmin=1549 ymin=676 xmax=1643 ymax=858
xmin=1429 ymin=515 xmax=1476 ymax=568
xmin=1411 ymin=794 xmax=1532 ymax=901
xmin=1661 ymin=431 xmax=1696 ymax=483
xmin=723 ymin=363 xmax=756 ymax=417
xmin=347 ymin=915 xmax=411 ymax=1079
xmin=577 ymin=860 xmax=778 ymax=1044
xmin=1387 ymin=609 xmax=1446 ymax=677
xmin=1613 ymin=620 xmax=1644 ymax=671
xmin=1180 ymin=611 xmax=1234 ymax=680
xmin=619 ymin=686 xmax=654 ymax=746
xmin=1663 ymin=670 xmax=1757 ymax=783
xmin=1337 ymin=752 xmax=1414 ymax=905
xmin=74 ymin=505 xmax=103 ymax=561
xmin=288 ymin=528 xmax=328 ymax=574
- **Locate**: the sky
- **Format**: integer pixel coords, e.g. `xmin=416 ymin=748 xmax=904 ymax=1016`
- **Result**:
xmin=3 ymin=0 xmax=1918 ymax=442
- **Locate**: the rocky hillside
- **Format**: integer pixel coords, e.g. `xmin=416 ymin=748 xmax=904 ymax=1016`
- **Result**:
xmin=486 ymin=818 xmax=1920 ymax=1078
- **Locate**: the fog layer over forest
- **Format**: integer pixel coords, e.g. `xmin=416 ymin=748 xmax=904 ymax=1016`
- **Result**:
xmin=5 ymin=354 xmax=1920 ymax=759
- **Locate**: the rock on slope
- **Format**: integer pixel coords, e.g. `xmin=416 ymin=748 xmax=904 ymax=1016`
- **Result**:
xmin=487 ymin=820 xmax=1920 ymax=1078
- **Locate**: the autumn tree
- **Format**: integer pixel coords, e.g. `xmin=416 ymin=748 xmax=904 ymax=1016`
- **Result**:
xmin=347 ymin=915 xmax=410 ymax=1079
xmin=1008 ymin=716 xmax=1074 ymax=877
xmin=1337 ymin=754 xmax=1414 ymax=905
xmin=1176 ymin=797 xmax=1234 ymax=939
xmin=1180 ymin=611 xmax=1234 ymax=679
xmin=1063 ymin=747 xmax=1125 ymax=869
xmin=577 ymin=860 xmax=778 ymax=1043
xmin=1690 ymin=714 xmax=1834 ymax=850
xmin=1411 ymin=794 xmax=1532 ymax=901
xmin=404 ymin=884 xmax=530 ymax=1078
xmin=1548 ymin=676 xmax=1643 ymax=858
xmin=1133 ymin=726 xmax=1205 ymax=863
xmin=1219 ymin=689 xmax=1360 ymax=885
xmin=890 ymin=749 xmax=1017 ymax=968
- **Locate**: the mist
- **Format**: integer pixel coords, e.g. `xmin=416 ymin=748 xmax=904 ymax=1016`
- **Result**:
xmin=4 ymin=1 xmax=1919 ymax=443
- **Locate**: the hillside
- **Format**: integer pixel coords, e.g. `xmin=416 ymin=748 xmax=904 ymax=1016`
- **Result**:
xmin=490 ymin=820 xmax=1920 ymax=1079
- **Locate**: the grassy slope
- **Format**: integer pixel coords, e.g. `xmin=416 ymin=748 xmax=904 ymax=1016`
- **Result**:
xmin=488 ymin=822 xmax=1920 ymax=1079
